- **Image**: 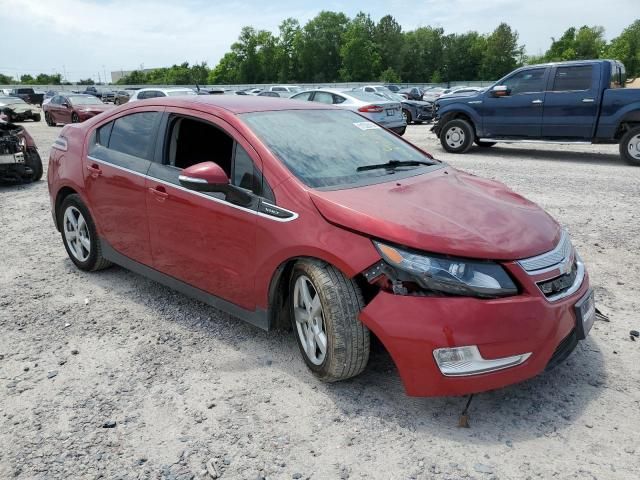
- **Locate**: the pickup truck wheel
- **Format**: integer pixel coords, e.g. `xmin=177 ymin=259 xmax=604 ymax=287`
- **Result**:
xmin=440 ymin=119 xmax=474 ymax=153
xmin=58 ymin=195 xmax=112 ymax=272
xmin=289 ymin=260 xmax=370 ymax=382
xmin=475 ymin=140 xmax=496 ymax=148
xmin=620 ymin=127 xmax=640 ymax=166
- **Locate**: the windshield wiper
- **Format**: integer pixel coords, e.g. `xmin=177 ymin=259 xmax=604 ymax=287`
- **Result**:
xmin=356 ymin=159 xmax=434 ymax=172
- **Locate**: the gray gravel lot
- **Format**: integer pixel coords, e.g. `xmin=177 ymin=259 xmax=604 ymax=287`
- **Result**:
xmin=1 ymin=117 xmax=639 ymax=480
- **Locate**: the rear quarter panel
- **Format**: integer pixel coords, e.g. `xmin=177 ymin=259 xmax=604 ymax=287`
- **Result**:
xmin=596 ymin=88 xmax=640 ymax=139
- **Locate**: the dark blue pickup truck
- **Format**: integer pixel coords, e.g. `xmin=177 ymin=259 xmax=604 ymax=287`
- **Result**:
xmin=431 ymin=60 xmax=640 ymax=165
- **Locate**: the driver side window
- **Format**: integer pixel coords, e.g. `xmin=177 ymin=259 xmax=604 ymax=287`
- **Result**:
xmin=503 ymin=68 xmax=546 ymax=95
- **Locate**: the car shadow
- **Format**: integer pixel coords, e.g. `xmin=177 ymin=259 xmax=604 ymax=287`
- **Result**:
xmin=81 ymin=262 xmax=606 ymax=443
xmin=467 ymin=145 xmax=623 ymax=166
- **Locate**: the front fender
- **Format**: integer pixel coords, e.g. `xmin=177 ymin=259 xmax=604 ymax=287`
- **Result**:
xmin=432 ymin=102 xmax=482 ymax=136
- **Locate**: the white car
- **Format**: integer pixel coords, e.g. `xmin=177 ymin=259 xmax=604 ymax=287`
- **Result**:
xmin=267 ymin=85 xmax=303 ymax=97
xmin=128 ymin=88 xmax=197 ymax=102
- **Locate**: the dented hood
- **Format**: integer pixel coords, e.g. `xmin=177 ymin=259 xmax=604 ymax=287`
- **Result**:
xmin=309 ymin=167 xmax=561 ymax=260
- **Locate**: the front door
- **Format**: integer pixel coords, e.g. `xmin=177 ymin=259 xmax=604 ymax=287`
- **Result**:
xmin=541 ymin=64 xmax=599 ymax=139
xmin=84 ymin=107 xmax=163 ymax=265
xmin=145 ymin=111 xmax=267 ymax=310
xmin=482 ymin=67 xmax=549 ymax=138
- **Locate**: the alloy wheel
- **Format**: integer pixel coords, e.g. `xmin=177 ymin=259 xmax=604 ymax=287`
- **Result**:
xmin=63 ymin=206 xmax=91 ymax=262
xmin=445 ymin=126 xmax=466 ymax=149
xmin=293 ymin=275 xmax=328 ymax=366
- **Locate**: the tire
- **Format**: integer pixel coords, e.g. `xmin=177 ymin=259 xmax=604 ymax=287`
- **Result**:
xmin=45 ymin=112 xmax=55 ymax=126
xmin=114 ymin=99 xmax=120 ymax=105
xmin=391 ymin=126 xmax=406 ymax=136
xmin=58 ymin=194 xmax=112 ymax=272
xmin=289 ymin=260 xmax=370 ymax=382
xmin=475 ymin=140 xmax=496 ymax=148
xmin=439 ymin=118 xmax=474 ymax=153
xmin=5 ymin=113 xmax=12 ymax=123
xmin=402 ymin=109 xmax=412 ymax=124
xmin=620 ymin=126 xmax=640 ymax=166
xmin=24 ymin=148 xmax=43 ymax=182
xmin=71 ymin=113 xmax=79 ymax=123
xmin=33 ymin=114 xmax=41 ymax=122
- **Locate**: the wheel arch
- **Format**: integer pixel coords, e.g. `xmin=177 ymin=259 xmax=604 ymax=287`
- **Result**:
xmin=53 ymin=186 xmax=79 ymax=231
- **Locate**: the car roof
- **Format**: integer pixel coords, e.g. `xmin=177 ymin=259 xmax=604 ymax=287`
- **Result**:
xmin=137 ymin=87 xmax=195 ymax=93
xmin=120 ymin=95 xmax=336 ymax=114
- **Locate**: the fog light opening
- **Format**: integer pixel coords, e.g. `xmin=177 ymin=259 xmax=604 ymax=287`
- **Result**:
xmin=433 ymin=345 xmax=531 ymax=376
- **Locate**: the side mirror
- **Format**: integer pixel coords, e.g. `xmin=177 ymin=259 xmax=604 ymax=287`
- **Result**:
xmin=178 ymin=161 xmax=229 ymax=192
xmin=491 ymin=85 xmax=510 ymax=97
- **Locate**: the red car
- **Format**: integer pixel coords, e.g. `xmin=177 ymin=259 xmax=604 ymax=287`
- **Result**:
xmin=43 ymin=93 xmax=114 ymax=126
xmin=47 ymin=96 xmax=595 ymax=397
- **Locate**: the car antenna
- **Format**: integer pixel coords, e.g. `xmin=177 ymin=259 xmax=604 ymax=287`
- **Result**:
xmin=458 ymin=394 xmax=474 ymax=428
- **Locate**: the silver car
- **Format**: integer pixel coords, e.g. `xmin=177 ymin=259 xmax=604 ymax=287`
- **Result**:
xmin=290 ymin=88 xmax=406 ymax=135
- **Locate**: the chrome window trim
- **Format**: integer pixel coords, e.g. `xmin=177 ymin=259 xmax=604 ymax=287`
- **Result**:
xmin=87 ymin=155 xmax=299 ymax=223
xmin=178 ymin=175 xmax=207 ymax=184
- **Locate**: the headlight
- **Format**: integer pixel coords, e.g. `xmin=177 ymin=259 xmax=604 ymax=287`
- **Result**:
xmin=373 ymin=241 xmax=518 ymax=298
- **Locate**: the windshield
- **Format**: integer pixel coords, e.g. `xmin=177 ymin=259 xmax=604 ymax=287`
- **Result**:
xmin=68 ymin=95 xmax=103 ymax=105
xmin=242 ymin=110 xmax=437 ymax=189
xmin=167 ymin=90 xmax=197 ymax=96
xmin=0 ymin=97 xmax=26 ymax=105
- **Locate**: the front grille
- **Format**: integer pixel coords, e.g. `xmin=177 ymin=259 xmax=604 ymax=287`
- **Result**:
xmin=537 ymin=260 xmax=578 ymax=298
xmin=545 ymin=329 xmax=578 ymax=371
xmin=518 ymin=230 xmax=572 ymax=273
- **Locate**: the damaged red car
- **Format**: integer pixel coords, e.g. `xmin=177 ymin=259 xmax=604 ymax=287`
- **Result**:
xmin=47 ymin=96 xmax=595 ymax=396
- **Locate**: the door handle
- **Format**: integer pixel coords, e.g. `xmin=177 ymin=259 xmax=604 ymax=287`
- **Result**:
xmin=531 ymin=99 xmax=543 ymax=104
xmin=86 ymin=163 xmax=102 ymax=178
xmin=582 ymin=98 xmax=595 ymax=103
xmin=148 ymin=186 xmax=169 ymax=201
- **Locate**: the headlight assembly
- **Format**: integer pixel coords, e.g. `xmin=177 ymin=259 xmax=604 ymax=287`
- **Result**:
xmin=372 ymin=241 xmax=518 ymax=298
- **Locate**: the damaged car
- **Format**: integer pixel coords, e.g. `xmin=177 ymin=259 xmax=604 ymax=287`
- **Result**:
xmin=0 ymin=121 xmax=42 ymax=182
xmin=0 ymin=96 xmax=41 ymax=123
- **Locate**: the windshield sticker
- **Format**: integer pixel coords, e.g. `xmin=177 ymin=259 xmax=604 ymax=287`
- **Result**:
xmin=353 ymin=122 xmax=381 ymax=130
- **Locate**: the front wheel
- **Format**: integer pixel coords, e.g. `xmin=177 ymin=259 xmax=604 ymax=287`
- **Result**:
xmin=620 ymin=126 xmax=640 ymax=166
xmin=24 ymin=148 xmax=42 ymax=182
xmin=289 ymin=260 xmax=370 ymax=382
xmin=440 ymin=118 xmax=474 ymax=153
xmin=58 ymin=195 xmax=112 ymax=272
xmin=402 ymin=109 xmax=412 ymax=124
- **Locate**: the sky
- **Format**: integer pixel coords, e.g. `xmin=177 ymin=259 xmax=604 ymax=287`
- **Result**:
xmin=0 ymin=0 xmax=636 ymax=82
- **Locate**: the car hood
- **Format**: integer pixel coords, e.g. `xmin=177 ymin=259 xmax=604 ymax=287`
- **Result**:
xmin=436 ymin=91 xmax=483 ymax=106
xmin=402 ymin=99 xmax=433 ymax=107
xmin=2 ymin=103 xmax=33 ymax=113
xmin=308 ymin=167 xmax=560 ymax=260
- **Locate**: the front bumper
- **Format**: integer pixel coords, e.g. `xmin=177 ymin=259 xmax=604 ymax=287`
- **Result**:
xmin=358 ymin=266 xmax=591 ymax=397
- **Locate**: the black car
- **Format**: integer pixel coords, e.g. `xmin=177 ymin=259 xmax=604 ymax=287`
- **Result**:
xmin=384 ymin=84 xmax=401 ymax=93
xmin=398 ymin=87 xmax=423 ymax=101
xmin=0 ymin=97 xmax=41 ymax=123
xmin=0 ymin=122 xmax=42 ymax=182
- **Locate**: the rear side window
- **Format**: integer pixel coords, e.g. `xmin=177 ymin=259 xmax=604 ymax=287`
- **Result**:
xmin=108 ymin=112 xmax=160 ymax=160
xmin=552 ymin=65 xmax=593 ymax=91
xmin=292 ymin=91 xmax=312 ymax=101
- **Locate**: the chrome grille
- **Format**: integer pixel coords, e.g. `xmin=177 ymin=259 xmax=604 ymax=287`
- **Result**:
xmin=518 ymin=230 xmax=572 ymax=273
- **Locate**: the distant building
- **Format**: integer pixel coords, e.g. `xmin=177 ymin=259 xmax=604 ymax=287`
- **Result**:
xmin=111 ymin=68 xmax=158 ymax=83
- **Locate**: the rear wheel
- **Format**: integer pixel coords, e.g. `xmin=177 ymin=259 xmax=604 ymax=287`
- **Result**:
xmin=289 ymin=260 xmax=369 ymax=382
xmin=620 ymin=126 xmax=640 ymax=166
xmin=440 ymin=118 xmax=474 ymax=153
xmin=58 ymin=195 xmax=112 ymax=272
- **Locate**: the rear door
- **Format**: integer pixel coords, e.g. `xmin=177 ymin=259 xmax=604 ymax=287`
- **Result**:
xmin=482 ymin=67 xmax=549 ymax=137
xmin=541 ymin=64 xmax=600 ymax=139
xmin=84 ymin=107 xmax=163 ymax=265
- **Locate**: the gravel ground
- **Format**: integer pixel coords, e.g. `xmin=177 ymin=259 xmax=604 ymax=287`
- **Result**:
xmin=1 ymin=117 xmax=639 ymax=480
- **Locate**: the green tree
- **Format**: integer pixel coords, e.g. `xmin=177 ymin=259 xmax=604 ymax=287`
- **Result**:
xmin=208 ymin=53 xmax=241 ymax=84
xmin=0 ymin=73 xmax=14 ymax=84
xmin=78 ymin=78 xmax=96 ymax=85
xmin=375 ymin=15 xmax=404 ymax=74
xmin=545 ymin=26 xmax=606 ymax=61
xmin=442 ymin=32 xmax=486 ymax=81
xmin=607 ymin=20 xmax=640 ymax=77
xmin=339 ymin=12 xmax=380 ymax=81
xmin=20 ymin=74 xmax=35 ymax=84
xmin=400 ymin=27 xmax=444 ymax=82
xmin=299 ymin=11 xmax=350 ymax=82
xmin=277 ymin=18 xmax=302 ymax=82
xmin=480 ymin=23 xmax=523 ymax=80
xmin=380 ymin=67 xmax=401 ymax=83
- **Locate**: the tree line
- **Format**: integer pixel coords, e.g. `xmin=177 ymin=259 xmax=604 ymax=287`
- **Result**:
xmin=2 ymin=15 xmax=638 ymax=86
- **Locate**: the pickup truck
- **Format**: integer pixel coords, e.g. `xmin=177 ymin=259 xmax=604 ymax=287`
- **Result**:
xmin=9 ymin=88 xmax=44 ymax=107
xmin=82 ymin=86 xmax=115 ymax=103
xmin=431 ymin=60 xmax=640 ymax=165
